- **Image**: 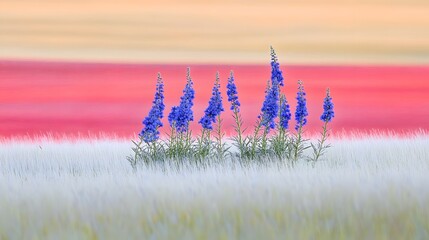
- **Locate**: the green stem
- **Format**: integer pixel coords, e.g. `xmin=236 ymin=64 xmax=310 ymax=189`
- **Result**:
xmin=151 ymin=141 xmax=157 ymax=161
xmin=314 ymin=121 xmax=329 ymax=162
xmin=293 ymin=125 xmax=303 ymax=162
xmin=134 ymin=138 xmax=142 ymax=163
xmin=250 ymin=121 xmax=262 ymax=159
xmin=186 ymin=129 xmax=192 ymax=157
xmin=168 ymin=125 xmax=176 ymax=158
xmin=199 ymin=128 xmax=210 ymax=160
xmin=233 ymin=109 xmax=244 ymax=156
xmin=216 ymin=115 xmax=223 ymax=159
xmin=206 ymin=129 xmax=211 ymax=157
xmin=131 ymin=138 xmax=143 ymax=171
xmin=276 ymin=127 xmax=286 ymax=159
xmin=179 ymin=131 xmax=185 ymax=159
xmin=261 ymin=127 xmax=269 ymax=154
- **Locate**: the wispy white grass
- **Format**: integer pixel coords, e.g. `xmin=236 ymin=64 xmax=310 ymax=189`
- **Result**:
xmin=1 ymin=135 xmax=429 ymax=239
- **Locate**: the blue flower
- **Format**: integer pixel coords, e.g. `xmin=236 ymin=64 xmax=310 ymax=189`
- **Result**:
xmin=168 ymin=106 xmax=178 ymax=126
xmin=270 ymin=46 xmax=284 ymax=87
xmin=226 ymin=70 xmax=240 ymax=112
xmin=295 ymin=80 xmax=308 ymax=130
xmin=279 ymin=94 xmax=291 ymax=130
xmin=199 ymin=72 xmax=224 ymax=130
xmin=320 ymin=88 xmax=334 ymax=122
xmin=260 ymin=79 xmax=279 ymax=131
xmin=168 ymin=67 xmax=195 ymax=133
xmin=140 ymin=73 xmax=165 ymax=142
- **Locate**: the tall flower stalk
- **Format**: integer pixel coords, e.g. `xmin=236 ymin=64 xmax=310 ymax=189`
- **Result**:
xmin=197 ymin=72 xmax=225 ymax=160
xmin=140 ymin=73 xmax=165 ymax=143
xmin=311 ymin=88 xmax=335 ymax=163
xmin=292 ymin=80 xmax=309 ymax=162
xmin=166 ymin=67 xmax=195 ymax=160
xmin=257 ymin=46 xmax=285 ymax=157
xmin=128 ymin=73 xmax=165 ymax=169
xmin=168 ymin=67 xmax=195 ymax=133
xmin=227 ymin=71 xmax=247 ymax=159
xmin=270 ymin=46 xmax=284 ymax=87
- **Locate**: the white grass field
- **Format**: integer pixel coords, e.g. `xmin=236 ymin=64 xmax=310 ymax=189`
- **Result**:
xmin=1 ymin=134 xmax=429 ymax=239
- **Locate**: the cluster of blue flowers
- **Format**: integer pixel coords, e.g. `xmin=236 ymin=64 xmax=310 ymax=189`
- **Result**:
xmin=139 ymin=73 xmax=165 ymax=143
xmin=168 ymin=68 xmax=195 ymax=133
xmin=226 ymin=71 xmax=240 ymax=112
xmin=259 ymin=47 xmax=286 ymax=132
xmin=279 ymin=94 xmax=291 ymax=130
xmin=199 ymin=72 xmax=224 ymax=130
xmin=260 ymin=79 xmax=280 ymax=131
xmin=270 ymin=46 xmax=284 ymax=87
xmin=133 ymin=47 xmax=335 ymax=166
xmin=295 ymin=80 xmax=308 ymax=130
xmin=320 ymin=88 xmax=334 ymax=122
xmin=139 ymin=48 xmax=330 ymax=137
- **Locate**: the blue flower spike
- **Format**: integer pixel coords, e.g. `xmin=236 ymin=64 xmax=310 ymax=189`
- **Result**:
xmin=260 ymin=78 xmax=280 ymax=132
xmin=168 ymin=67 xmax=195 ymax=133
xmin=199 ymin=71 xmax=224 ymax=130
xmin=295 ymin=80 xmax=308 ymax=130
xmin=279 ymin=94 xmax=291 ymax=130
xmin=270 ymin=46 xmax=284 ymax=87
xmin=140 ymin=73 xmax=165 ymax=143
xmin=320 ymin=88 xmax=335 ymax=122
xmin=226 ymin=70 xmax=240 ymax=112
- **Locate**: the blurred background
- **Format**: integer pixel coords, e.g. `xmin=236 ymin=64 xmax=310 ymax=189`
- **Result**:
xmin=1 ymin=0 xmax=429 ymax=64
xmin=0 ymin=0 xmax=428 ymax=138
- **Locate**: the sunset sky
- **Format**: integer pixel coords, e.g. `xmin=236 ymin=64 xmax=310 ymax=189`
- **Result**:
xmin=0 ymin=0 xmax=428 ymax=138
